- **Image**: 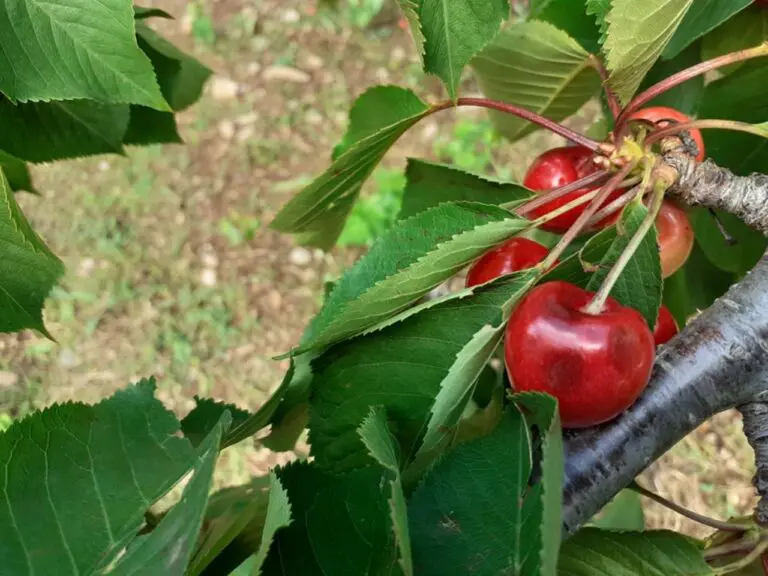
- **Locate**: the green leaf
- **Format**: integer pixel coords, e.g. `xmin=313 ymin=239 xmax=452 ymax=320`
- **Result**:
xmin=689 ymin=208 xmax=767 ymax=276
xmin=262 ymin=463 xmax=397 ymax=575
xmin=0 ymin=379 xmax=196 ymax=575
xmin=590 ymin=490 xmax=646 ymax=531
xmin=309 ymin=276 xmax=537 ymax=473
xmin=136 ymin=22 xmax=212 ymax=112
xmin=399 ymin=159 xmax=531 ymax=219
xmin=471 ymin=21 xmax=601 ymax=142
xmin=514 ymin=393 xmax=563 ymax=576
xmin=134 ymin=6 xmax=174 ymax=20
xmin=108 ymin=413 xmax=230 ymax=576
xmin=396 ymin=1 xmax=426 ymax=58
xmin=0 ymin=168 xmax=64 ymax=334
xmin=535 ymin=0 xmax=602 ymax=54
xmin=586 ymin=200 xmax=662 ymax=328
xmin=186 ymin=477 xmax=272 ymax=576
xmin=123 ymin=106 xmax=182 ymax=145
xmin=0 ymin=151 xmax=35 ymax=194
xmin=604 ymin=0 xmax=695 ymax=103
xmin=262 ymin=356 xmax=313 ymax=453
xmin=663 ymin=241 xmax=736 ymax=327
xmin=408 ymin=406 xmax=533 ymax=576
xmin=637 ymin=41 xmax=705 ymax=116
xmin=701 ymin=7 xmax=768 ymax=76
xmin=0 ymin=99 xmax=129 ymax=163
xmin=0 ymin=0 xmax=168 ymax=109
xmin=182 ymin=364 xmax=293 ymax=449
xmin=270 ymin=87 xmax=431 ymax=249
xmin=542 ymin=225 xmax=619 ymax=287
xmin=419 ymin=0 xmax=509 ymax=100
xmin=558 ymin=528 xmax=712 ymax=575
xmin=359 ymin=407 xmax=414 ymax=576
xmin=253 ymin=473 xmax=293 ymax=574
xmin=294 ymin=202 xmax=528 ymax=354
xmin=697 ymin=61 xmax=768 ymax=176
xmin=586 ymin=0 xmax=611 ymax=45
xmin=663 ymin=0 xmax=752 ymax=60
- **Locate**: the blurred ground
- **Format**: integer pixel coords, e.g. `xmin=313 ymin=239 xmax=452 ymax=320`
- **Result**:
xmin=0 ymin=0 xmax=758 ymax=537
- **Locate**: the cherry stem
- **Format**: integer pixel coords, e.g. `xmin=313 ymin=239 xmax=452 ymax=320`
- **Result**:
xmin=539 ymin=162 xmax=637 ymax=270
xmin=617 ymin=42 xmax=768 ymax=130
xmin=583 ymin=172 xmax=666 ymax=316
xmin=631 ymin=482 xmax=748 ymax=535
xmin=432 ymin=97 xmax=602 ymax=151
xmin=590 ymin=55 xmax=621 ymax=121
xmin=647 ymin=119 xmax=768 ymax=145
xmin=514 ymin=171 xmax=611 ymax=215
xmin=711 ymin=540 xmax=768 ymax=575
xmin=584 ymin=181 xmax=643 ymax=228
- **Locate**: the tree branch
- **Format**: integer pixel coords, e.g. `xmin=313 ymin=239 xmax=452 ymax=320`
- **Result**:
xmin=664 ymin=153 xmax=768 ymax=235
xmin=562 ymin=255 xmax=768 ymax=535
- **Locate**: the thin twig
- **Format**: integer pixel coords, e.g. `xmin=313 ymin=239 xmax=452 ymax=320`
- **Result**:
xmin=515 ymin=171 xmax=611 ymax=215
xmin=647 ymin=119 xmax=768 ymax=145
xmin=584 ymin=182 xmax=643 ymax=228
xmin=589 ymin=54 xmax=621 ymax=121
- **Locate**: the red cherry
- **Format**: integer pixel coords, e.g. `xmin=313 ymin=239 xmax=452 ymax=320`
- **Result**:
xmin=653 ymin=305 xmax=679 ymax=346
xmin=505 ymin=281 xmax=655 ymax=428
xmin=755 ymin=0 xmax=768 ymax=7
xmin=466 ymin=238 xmax=549 ymax=287
xmin=523 ymin=146 xmax=621 ymax=233
xmin=627 ymin=107 xmax=705 ymax=161
xmin=656 ymin=200 xmax=694 ymax=278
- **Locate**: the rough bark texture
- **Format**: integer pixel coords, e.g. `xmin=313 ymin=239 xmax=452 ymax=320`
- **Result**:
xmin=665 ymin=153 xmax=768 ymax=235
xmin=562 ymin=256 xmax=768 ymax=535
xmin=739 ymin=399 xmax=768 ymax=525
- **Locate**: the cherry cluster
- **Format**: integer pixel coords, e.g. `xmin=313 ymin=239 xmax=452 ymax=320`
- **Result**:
xmin=468 ymin=107 xmax=697 ymax=429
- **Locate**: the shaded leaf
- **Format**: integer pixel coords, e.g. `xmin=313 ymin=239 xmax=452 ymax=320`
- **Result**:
xmin=309 ymin=276 xmax=538 ymax=473
xmin=0 ymin=0 xmax=168 ymax=109
xmin=108 ymin=413 xmax=230 ymax=576
xmin=399 ymin=159 xmax=531 ymax=219
xmin=514 ymin=393 xmax=563 ymax=576
xmin=123 ymin=106 xmax=182 ymax=145
xmin=558 ymin=528 xmax=712 ymax=575
xmin=136 ymin=22 xmax=212 ymax=112
xmin=408 ymin=406 xmax=533 ymax=576
xmin=0 ymin=379 xmax=196 ymax=575
xmin=420 ymin=0 xmax=509 ymax=100
xmin=689 ymin=208 xmax=766 ymax=276
xmin=262 ymin=463 xmax=397 ymax=575
xmin=0 ymin=99 xmax=129 ymax=163
xmin=0 ymin=151 xmax=35 ymax=194
xmin=271 ymin=87 xmax=431 ymax=249
xmin=472 ymin=21 xmax=601 ymax=142
xmin=636 ymin=41 xmax=705 ymax=116
xmin=586 ymin=200 xmax=662 ymax=328
xmin=252 ymin=474 xmax=292 ymax=574
xmin=604 ymin=0 xmax=695 ymax=103
xmin=294 ymin=202 xmax=528 ymax=355
xmin=359 ymin=407 xmax=414 ymax=576
xmin=701 ymin=7 xmax=768 ymax=77
xmin=262 ymin=356 xmax=313 ymax=453
xmin=0 ymin=168 xmax=64 ymax=334
xmin=535 ymin=0 xmax=602 ymax=54
xmin=663 ymin=0 xmax=752 ymax=60
xmin=590 ymin=490 xmax=645 ymax=531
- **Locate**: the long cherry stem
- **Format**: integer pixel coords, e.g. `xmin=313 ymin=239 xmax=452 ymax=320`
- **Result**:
xmin=583 ymin=171 xmax=664 ymax=315
xmin=590 ymin=55 xmax=621 ymax=121
xmin=647 ymin=119 xmax=768 ymax=145
xmin=617 ymin=42 xmax=768 ymax=130
xmin=539 ymin=162 xmax=637 ymax=270
xmin=431 ymin=97 xmax=602 ymax=151
xmin=514 ymin=171 xmax=611 ymax=215
xmin=584 ymin=181 xmax=643 ymax=228
xmin=631 ymin=482 xmax=748 ymax=534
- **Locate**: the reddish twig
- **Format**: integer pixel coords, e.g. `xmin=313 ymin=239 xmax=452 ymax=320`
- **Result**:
xmin=590 ymin=55 xmax=621 ymax=121
xmin=515 ymin=171 xmax=611 ymax=216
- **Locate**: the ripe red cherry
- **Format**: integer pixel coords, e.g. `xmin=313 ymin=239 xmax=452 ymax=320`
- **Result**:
xmin=653 ymin=305 xmax=679 ymax=346
xmin=656 ymin=200 xmax=694 ymax=278
xmin=627 ymin=107 xmax=705 ymax=161
xmin=466 ymin=238 xmax=549 ymax=287
xmin=523 ymin=146 xmax=621 ymax=233
xmin=505 ymin=281 xmax=655 ymax=428
xmin=755 ymin=0 xmax=768 ymax=7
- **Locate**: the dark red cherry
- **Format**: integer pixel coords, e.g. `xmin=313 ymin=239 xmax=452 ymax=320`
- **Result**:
xmin=523 ymin=146 xmax=621 ymax=233
xmin=627 ymin=107 xmax=705 ymax=162
xmin=466 ymin=238 xmax=549 ymax=287
xmin=505 ymin=281 xmax=655 ymax=428
xmin=653 ymin=305 xmax=679 ymax=346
